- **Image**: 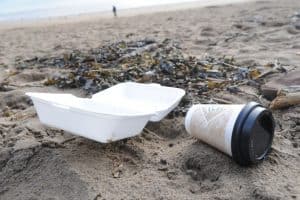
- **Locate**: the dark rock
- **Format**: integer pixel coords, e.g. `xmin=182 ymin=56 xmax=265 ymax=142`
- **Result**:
xmin=206 ymin=70 xmax=224 ymax=79
xmin=160 ymin=61 xmax=174 ymax=74
xmin=227 ymin=86 xmax=241 ymax=94
xmin=160 ymin=159 xmax=167 ymax=165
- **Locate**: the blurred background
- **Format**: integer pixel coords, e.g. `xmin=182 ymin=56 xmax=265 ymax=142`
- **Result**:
xmin=0 ymin=0 xmax=200 ymax=21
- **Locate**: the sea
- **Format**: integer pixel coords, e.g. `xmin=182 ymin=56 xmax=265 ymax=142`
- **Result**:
xmin=0 ymin=0 xmax=202 ymax=21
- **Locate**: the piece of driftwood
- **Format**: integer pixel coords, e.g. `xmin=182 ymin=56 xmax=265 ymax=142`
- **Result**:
xmin=212 ymin=97 xmax=232 ymax=104
xmin=255 ymin=60 xmax=287 ymax=80
xmin=270 ymin=90 xmax=300 ymax=109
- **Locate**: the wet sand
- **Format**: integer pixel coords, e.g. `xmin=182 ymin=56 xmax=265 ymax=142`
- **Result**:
xmin=0 ymin=0 xmax=300 ymax=199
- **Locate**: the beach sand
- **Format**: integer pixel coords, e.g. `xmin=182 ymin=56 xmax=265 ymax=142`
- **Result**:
xmin=0 ymin=0 xmax=300 ymax=199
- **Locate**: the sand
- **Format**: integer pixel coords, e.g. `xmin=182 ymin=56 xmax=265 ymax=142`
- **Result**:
xmin=0 ymin=0 xmax=300 ymax=199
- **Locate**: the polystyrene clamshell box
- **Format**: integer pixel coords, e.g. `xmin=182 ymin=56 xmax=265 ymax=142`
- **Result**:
xmin=26 ymin=82 xmax=185 ymax=143
xmin=92 ymin=82 xmax=185 ymax=122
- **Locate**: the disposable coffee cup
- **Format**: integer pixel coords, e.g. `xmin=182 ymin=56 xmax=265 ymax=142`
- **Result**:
xmin=185 ymin=102 xmax=275 ymax=166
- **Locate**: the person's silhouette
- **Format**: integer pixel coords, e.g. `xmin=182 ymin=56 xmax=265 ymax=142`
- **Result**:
xmin=112 ymin=6 xmax=117 ymax=17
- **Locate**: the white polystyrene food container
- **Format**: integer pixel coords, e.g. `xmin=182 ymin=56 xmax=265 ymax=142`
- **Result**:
xmin=26 ymin=82 xmax=185 ymax=143
xmin=92 ymin=82 xmax=185 ymax=122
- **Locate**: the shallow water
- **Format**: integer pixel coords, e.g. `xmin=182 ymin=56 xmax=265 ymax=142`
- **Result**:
xmin=0 ymin=0 xmax=200 ymax=21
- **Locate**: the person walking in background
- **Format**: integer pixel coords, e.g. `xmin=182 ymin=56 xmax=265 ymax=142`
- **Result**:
xmin=112 ymin=6 xmax=117 ymax=17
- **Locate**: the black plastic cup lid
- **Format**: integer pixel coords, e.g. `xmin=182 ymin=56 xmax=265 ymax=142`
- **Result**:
xmin=231 ymin=102 xmax=275 ymax=166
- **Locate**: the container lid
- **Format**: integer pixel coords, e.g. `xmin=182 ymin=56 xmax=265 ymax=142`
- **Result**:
xmin=231 ymin=102 xmax=275 ymax=166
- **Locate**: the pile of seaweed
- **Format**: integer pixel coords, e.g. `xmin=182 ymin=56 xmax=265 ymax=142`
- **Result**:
xmin=16 ymin=39 xmax=275 ymax=116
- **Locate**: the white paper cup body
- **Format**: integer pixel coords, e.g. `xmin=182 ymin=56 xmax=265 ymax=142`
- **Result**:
xmin=185 ymin=104 xmax=245 ymax=156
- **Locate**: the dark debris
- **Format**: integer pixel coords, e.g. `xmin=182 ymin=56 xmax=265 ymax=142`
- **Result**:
xmin=15 ymin=39 xmax=286 ymax=117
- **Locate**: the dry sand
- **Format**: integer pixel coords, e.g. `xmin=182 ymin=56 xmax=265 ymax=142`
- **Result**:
xmin=0 ymin=0 xmax=300 ymax=199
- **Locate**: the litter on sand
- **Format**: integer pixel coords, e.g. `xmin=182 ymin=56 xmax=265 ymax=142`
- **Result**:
xmin=91 ymin=82 xmax=185 ymax=121
xmin=26 ymin=82 xmax=185 ymax=143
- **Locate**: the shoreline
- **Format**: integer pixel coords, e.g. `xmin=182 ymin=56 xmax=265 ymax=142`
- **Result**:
xmin=0 ymin=0 xmax=256 ymax=30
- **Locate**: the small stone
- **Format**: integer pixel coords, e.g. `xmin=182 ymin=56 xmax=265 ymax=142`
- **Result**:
xmin=157 ymin=167 xmax=168 ymax=171
xmin=160 ymin=61 xmax=174 ymax=74
xmin=206 ymin=70 xmax=224 ymax=79
xmin=247 ymin=80 xmax=260 ymax=87
xmin=166 ymin=171 xmax=177 ymax=180
xmin=292 ymin=142 xmax=298 ymax=148
xmin=160 ymin=159 xmax=167 ymax=165
xmin=112 ymin=170 xmax=121 ymax=178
